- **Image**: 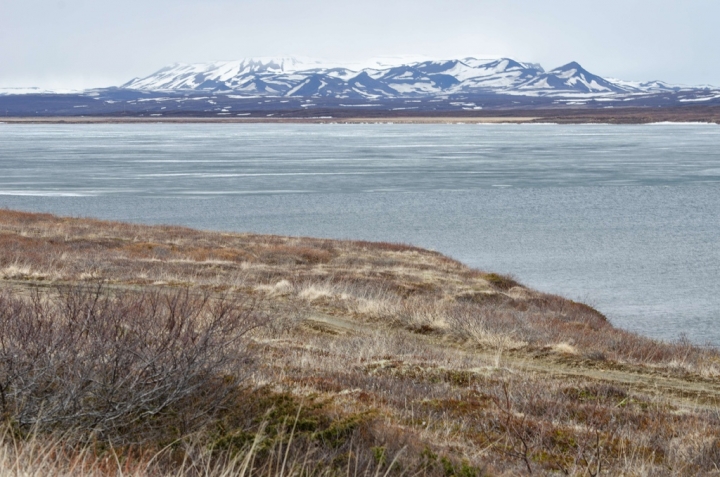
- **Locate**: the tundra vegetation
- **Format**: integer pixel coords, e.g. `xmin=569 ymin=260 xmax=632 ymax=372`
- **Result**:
xmin=0 ymin=209 xmax=719 ymax=476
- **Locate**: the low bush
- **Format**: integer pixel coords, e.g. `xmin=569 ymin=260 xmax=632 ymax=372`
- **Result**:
xmin=0 ymin=285 xmax=262 ymax=445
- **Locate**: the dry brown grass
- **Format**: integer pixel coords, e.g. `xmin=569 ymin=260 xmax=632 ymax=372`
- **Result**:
xmin=1 ymin=209 xmax=720 ymax=475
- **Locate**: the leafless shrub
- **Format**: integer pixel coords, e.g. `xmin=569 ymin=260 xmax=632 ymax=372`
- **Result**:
xmin=482 ymin=272 xmax=522 ymax=291
xmin=0 ymin=284 xmax=262 ymax=444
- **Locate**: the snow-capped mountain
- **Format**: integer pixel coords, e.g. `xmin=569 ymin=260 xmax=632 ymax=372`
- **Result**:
xmin=4 ymin=56 xmax=718 ymax=117
xmin=515 ymin=62 xmax=624 ymax=94
xmin=122 ymin=58 xmax=337 ymax=92
xmin=121 ymin=57 xmax=683 ymax=99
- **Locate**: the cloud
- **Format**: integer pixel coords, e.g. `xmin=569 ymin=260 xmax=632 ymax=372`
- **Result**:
xmin=0 ymin=0 xmax=718 ymax=89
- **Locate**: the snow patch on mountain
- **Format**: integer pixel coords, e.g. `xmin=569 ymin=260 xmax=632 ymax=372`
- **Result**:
xmin=120 ymin=57 xmax=717 ymax=100
xmin=0 ymin=86 xmax=84 ymax=95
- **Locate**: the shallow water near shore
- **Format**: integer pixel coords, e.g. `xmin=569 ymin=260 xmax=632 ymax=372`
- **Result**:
xmin=1 ymin=123 xmax=719 ymax=345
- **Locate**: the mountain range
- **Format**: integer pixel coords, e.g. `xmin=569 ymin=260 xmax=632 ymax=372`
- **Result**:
xmin=122 ymin=57 xmax=684 ymax=98
xmin=2 ymin=57 xmax=719 ymax=117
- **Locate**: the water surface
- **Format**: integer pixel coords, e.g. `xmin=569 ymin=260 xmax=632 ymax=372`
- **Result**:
xmin=1 ymin=123 xmax=719 ymax=345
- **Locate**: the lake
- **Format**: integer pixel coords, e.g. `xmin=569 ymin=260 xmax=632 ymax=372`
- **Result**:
xmin=1 ymin=123 xmax=719 ymax=345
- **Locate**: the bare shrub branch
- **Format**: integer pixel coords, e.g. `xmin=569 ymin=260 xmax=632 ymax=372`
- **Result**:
xmin=0 ymin=284 xmax=262 ymax=444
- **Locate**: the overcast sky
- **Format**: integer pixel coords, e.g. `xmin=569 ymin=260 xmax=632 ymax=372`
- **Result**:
xmin=1 ymin=0 xmax=718 ymax=89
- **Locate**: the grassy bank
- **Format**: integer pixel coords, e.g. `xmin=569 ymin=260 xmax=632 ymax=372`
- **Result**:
xmin=1 ymin=209 xmax=719 ymax=475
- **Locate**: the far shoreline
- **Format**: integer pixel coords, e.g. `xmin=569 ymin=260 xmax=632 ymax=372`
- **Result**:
xmin=2 ymin=106 xmax=720 ymax=126
xmin=0 ymin=116 xmax=540 ymax=124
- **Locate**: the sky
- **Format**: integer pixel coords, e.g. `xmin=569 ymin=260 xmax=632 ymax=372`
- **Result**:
xmin=1 ymin=0 xmax=719 ymax=90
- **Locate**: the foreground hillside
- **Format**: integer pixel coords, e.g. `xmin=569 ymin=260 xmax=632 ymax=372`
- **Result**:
xmin=1 ymin=209 xmax=719 ymax=476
